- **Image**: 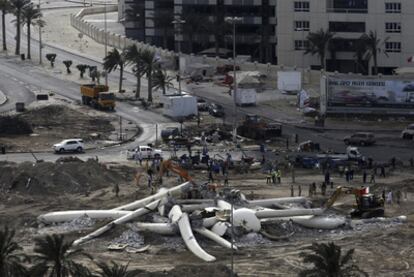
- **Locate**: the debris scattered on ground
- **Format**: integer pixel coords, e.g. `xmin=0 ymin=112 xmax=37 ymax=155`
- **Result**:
xmin=110 ymin=230 xmax=145 ymax=248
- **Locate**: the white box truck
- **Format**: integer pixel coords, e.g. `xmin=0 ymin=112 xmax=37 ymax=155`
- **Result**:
xmin=162 ymin=94 xmax=198 ymax=118
xmin=235 ymin=88 xmax=257 ymax=106
xmin=277 ymin=71 xmax=302 ymax=92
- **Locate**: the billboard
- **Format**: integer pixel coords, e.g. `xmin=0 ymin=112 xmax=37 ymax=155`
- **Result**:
xmin=326 ymin=77 xmax=414 ymax=110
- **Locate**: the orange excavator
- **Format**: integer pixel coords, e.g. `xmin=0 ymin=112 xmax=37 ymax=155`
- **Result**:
xmin=325 ymin=186 xmax=385 ymax=218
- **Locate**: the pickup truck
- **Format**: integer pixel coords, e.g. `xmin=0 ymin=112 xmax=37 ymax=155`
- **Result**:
xmin=316 ymin=147 xmax=364 ymax=161
xmin=294 ymin=147 xmax=365 ymax=169
xmin=126 ymin=146 xmax=163 ymax=160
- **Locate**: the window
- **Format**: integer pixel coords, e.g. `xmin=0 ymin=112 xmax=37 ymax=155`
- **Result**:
xmin=295 ymin=21 xmax=309 ymax=31
xmin=385 ymin=22 xmax=401 ymax=33
xmin=385 ymin=42 xmax=401 ymax=53
xmin=329 ymin=21 xmax=365 ymax=32
xmin=295 ymin=40 xmax=309 ymax=50
xmin=294 ymin=1 xmax=309 ymax=12
xmin=385 ymin=2 xmax=401 ymax=13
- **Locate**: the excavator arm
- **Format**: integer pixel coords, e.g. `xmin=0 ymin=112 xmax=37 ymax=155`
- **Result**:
xmin=324 ymin=186 xmax=362 ymax=209
xmin=158 ymin=160 xmax=193 ymax=183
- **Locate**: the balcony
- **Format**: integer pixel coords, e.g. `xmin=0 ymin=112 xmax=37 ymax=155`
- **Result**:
xmin=327 ymin=8 xmax=367 ymax=13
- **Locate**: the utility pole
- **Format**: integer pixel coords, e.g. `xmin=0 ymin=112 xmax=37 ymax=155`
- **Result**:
xmin=38 ymin=0 xmax=42 ymax=65
xmin=104 ymin=0 xmax=108 ymax=86
xmin=172 ymin=17 xmax=185 ymax=95
xmin=225 ymin=17 xmax=242 ymax=143
xmin=119 ymin=116 xmax=122 ymax=141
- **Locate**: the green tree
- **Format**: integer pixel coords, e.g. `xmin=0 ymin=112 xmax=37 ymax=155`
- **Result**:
xmin=103 ymin=48 xmax=126 ymax=93
xmin=30 ymin=234 xmax=91 ymax=277
xmin=0 ymin=226 xmax=28 ymax=277
xmin=22 ymin=3 xmax=42 ymax=59
xmin=305 ymin=28 xmax=334 ymax=70
xmin=63 ymin=60 xmax=72 ymax=74
xmin=139 ymin=49 xmax=159 ymax=103
xmin=153 ymin=68 xmax=173 ymax=95
xmin=96 ymin=261 xmax=142 ymax=277
xmin=299 ymin=242 xmax=368 ymax=277
xmin=363 ymin=31 xmax=388 ymax=75
xmin=10 ymin=0 xmax=30 ymax=55
xmin=125 ymin=44 xmax=145 ymax=99
xmin=0 ymin=0 xmax=12 ymax=51
xmin=76 ymin=64 xmax=88 ymax=78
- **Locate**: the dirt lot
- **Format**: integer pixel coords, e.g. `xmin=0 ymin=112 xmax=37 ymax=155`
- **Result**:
xmin=0 ymin=103 xmax=138 ymax=152
xmin=0 ymin=159 xmax=413 ymax=276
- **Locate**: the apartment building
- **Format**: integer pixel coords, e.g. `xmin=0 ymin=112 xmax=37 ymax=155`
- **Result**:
xmin=277 ymin=0 xmax=414 ymax=74
xmin=119 ymin=0 xmax=277 ymax=63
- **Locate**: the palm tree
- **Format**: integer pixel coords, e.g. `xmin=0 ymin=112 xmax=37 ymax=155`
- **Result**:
xmin=363 ymin=31 xmax=388 ymax=75
xmin=0 ymin=0 xmax=12 ymax=51
xmin=0 ymin=226 xmax=28 ymax=276
xmin=354 ymin=36 xmax=370 ymax=74
xmin=22 ymin=3 xmax=42 ymax=59
xmin=125 ymin=44 xmax=145 ymax=99
xmin=103 ymin=48 xmax=126 ymax=93
xmin=305 ymin=28 xmax=334 ymax=70
xmin=139 ymin=49 xmax=159 ymax=103
xmin=153 ymin=68 xmax=173 ymax=95
xmin=10 ymin=0 xmax=30 ymax=55
xmin=299 ymin=242 xmax=368 ymax=277
xmin=31 ymin=234 xmax=91 ymax=277
xmin=96 ymin=261 xmax=142 ymax=277
xmin=328 ymin=39 xmax=338 ymax=72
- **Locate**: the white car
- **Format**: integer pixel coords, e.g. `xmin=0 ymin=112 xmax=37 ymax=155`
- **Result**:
xmin=401 ymin=124 xmax=414 ymax=140
xmin=53 ymin=139 xmax=84 ymax=153
xmin=126 ymin=146 xmax=162 ymax=160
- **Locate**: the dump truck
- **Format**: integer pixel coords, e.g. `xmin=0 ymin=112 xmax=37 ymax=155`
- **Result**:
xmin=237 ymin=114 xmax=282 ymax=140
xmin=80 ymin=84 xmax=115 ymax=110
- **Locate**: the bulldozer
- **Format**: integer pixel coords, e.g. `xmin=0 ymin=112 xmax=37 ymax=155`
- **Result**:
xmin=237 ymin=114 xmax=282 ymax=140
xmin=325 ymin=186 xmax=385 ymax=218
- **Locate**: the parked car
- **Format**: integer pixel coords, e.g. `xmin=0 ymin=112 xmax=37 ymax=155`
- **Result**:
xmin=197 ymin=98 xmax=209 ymax=111
xmin=208 ymin=103 xmax=225 ymax=117
xmin=126 ymin=145 xmax=162 ymax=160
xmin=343 ymin=132 xmax=376 ymax=146
xmin=401 ymin=124 xmax=414 ymax=139
xmin=53 ymin=139 xmax=84 ymax=153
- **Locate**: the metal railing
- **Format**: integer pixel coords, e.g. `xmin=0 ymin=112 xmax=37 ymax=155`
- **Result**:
xmin=326 ymin=8 xmax=368 ymax=14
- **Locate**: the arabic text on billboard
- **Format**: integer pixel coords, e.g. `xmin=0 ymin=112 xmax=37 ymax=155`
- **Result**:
xmin=328 ymin=78 xmax=414 ymax=108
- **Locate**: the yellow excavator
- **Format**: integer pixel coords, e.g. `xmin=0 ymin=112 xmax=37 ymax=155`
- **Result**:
xmin=325 ymin=186 xmax=385 ymax=219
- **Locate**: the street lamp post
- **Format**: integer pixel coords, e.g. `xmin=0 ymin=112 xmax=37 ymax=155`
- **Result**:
xmin=104 ymin=0 xmax=108 ymax=86
xmin=225 ymin=16 xmax=242 ymax=143
xmin=172 ymin=17 xmax=185 ymax=95
xmin=38 ymin=0 xmax=42 ymax=65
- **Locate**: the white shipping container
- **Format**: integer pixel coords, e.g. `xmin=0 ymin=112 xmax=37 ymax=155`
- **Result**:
xmin=235 ymin=88 xmax=257 ymax=106
xmin=277 ymin=71 xmax=302 ymax=92
xmin=162 ymin=95 xmax=198 ymax=118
